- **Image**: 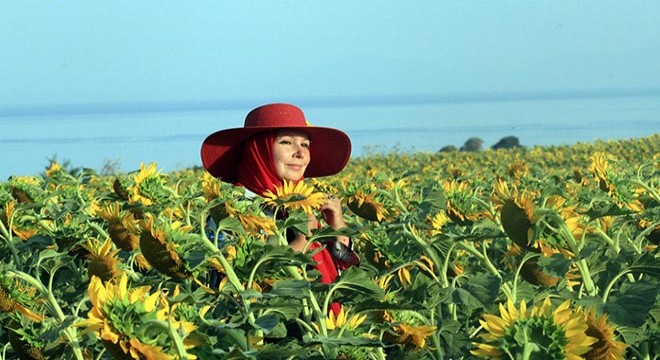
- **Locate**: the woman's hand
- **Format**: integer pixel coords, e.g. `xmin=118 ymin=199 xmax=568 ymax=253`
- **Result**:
xmin=321 ymin=194 xmax=350 ymax=247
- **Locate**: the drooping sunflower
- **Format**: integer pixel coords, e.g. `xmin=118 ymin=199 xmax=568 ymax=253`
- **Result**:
xmin=492 ymin=178 xmax=539 ymax=251
xmin=472 ymin=297 xmax=596 ymax=359
xmin=580 ymin=307 xmax=627 ymax=360
xmin=96 ymin=202 xmax=141 ymax=251
xmin=77 ymin=273 xmax=197 ymax=360
xmin=346 ymin=187 xmax=389 ymax=222
xmin=1 ymin=201 xmax=38 ymax=241
xmin=139 ymin=214 xmax=192 ymax=279
xmin=263 ymin=179 xmax=325 ymax=214
xmin=428 ymin=211 xmax=450 ymax=236
xmin=591 ymin=152 xmax=615 ymax=194
xmin=0 ymin=274 xmax=43 ymax=322
xmin=7 ymin=321 xmax=47 ymax=360
xmin=224 ymin=201 xmax=277 ymax=235
xmin=81 ymin=238 xmax=122 ymax=283
xmin=8 ymin=176 xmax=43 ymax=204
xmin=394 ymin=323 xmax=437 ymax=349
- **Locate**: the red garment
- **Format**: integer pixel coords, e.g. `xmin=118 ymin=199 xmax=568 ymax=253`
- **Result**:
xmin=309 ymin=242 xmax=342 ymax=316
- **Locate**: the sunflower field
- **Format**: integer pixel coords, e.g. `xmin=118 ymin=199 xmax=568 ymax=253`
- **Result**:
xmin=0 ymin=134 xmax=658 ymax=360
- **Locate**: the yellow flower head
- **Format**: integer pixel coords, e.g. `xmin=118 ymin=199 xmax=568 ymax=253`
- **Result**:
xmin=138 ymin=215 xmax=192 ymax=279
xmin=347 ymin=189 xmax=389 ymax=222
xmin=324 ymin=307 xmax=367 ymax=331
xmin=77 ymin=273 xmax=197 ymax=360
xmin=128 ymin=162 xmax=164 ymax=206
xmin=395 ymin=323 xmax=437 ymax=349
xmin=580 ymin=307 xmax=627 ymax=360
xmin=472 ymin=297 xmax=597 ymax=360
xmin=82 ymin=238 xmax=122 ymax=283
xmin=263 ymin=179 xmax=325 ymax=214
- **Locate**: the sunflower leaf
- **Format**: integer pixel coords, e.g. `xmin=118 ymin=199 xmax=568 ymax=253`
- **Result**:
xmin=604 ymin=280 xmax=659 ymax=327
xmin=536 ymin=254 xmax=572 ymax=277
xmin=253 ymin=313 xmax=281 ymax=333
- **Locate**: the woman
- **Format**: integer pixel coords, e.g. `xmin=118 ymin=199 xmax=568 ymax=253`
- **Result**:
xmin=200 ymin=103 xmax=359 ymax=301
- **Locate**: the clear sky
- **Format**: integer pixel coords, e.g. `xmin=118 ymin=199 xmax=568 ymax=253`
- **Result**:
xmin=1 ymin=1 xmax=659 ymax=178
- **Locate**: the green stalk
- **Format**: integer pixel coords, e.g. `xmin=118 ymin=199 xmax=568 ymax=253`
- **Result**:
xmin=0 ymin=219 xmax=20 ymax=265
xmin=575 ymin=259 xmax=596 ymax=297
xmin=455 ymin=241 xmax=501 ymax=279
xmin=593 ymin=227 xmax=620 ymax=254
xmin=168 ymin=308 xmax=188 ymax=360
xmin=630 ymin=179 xmax=660 ymax=204
xmin=9 ymin=270 xmax=84 ymax=360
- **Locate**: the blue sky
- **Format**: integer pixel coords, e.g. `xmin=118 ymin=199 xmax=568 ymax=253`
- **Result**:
xmin=1 ymin=2 xmax=659 ymax=178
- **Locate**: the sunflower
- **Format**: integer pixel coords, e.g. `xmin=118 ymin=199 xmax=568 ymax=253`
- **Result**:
xmin=492 ymin=179 xmax=539 ymax=251
xmin=81 ymin=238 xmax=122 ymax=283
xmin=0 ymin=275 xmax=43 ymax=322
xmin=322 ymin=307 xmax=367 ymax=331
xmin=1 ymin=201 xmax=38 ymax=241
xmin=8 ymin=176 xmax=43 ymax=204
xmin=347 ymin=189 xmax=389 ymax=222
xmin=139 ymin=215 xmax=192 ymax=279
xmin=580 ymin=308 xmax=627 ymax=360
xmin=128 ymin=162 xmax=166 ymax=206
xmin=45 ymin=161 xmax=63 ymax=178
xmin=224 ymin=202 xmax=277 ymax=235
xmin=201 ymin=171 xmax=222 ymax=201
xmin=507 ymin=159 xmax=530 ymax=179
xmin=393 ymin=323 xmax=437 ymax=349
xmin=113 ymin=177 xmax=130 ymax=201
xmin=442 ymin=179 xmax=487 ymax=224
xmin=590 ymin=152 xmax=615 ymax=194
xmin=428 ymin=211 xmax=450 ymax=236
xmin=77 ymin=273 xmax=197 ymax=360
xmin=95 ymin=202 xmax=140 ymax=251
xmin=472 ymin=297 xmax=596 ymax=359
xmin=7 ymin=323 xmax=47 ymax=360
xmin=263 ymin=179 xmax=325 ymax=214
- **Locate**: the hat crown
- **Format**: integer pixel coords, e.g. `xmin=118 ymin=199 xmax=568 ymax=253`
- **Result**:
xmin=244 ymin=103 xmax=308 ymax=128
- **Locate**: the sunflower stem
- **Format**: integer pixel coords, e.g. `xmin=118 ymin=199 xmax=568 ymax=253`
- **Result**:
xmin=0 ymin=219 xmax=20 ymax=266
xmin=575 ymin=259 xmax=597 ymax=297
xmin=630 ymin=179 xmax=660 ymax=204
xmin=593 ymin=227 xmax=620 ymax=254
xmin=167 ymin=307 xmax=189 ymax=360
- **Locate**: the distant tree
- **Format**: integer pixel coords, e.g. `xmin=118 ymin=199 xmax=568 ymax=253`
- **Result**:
xmin=439 ymin=145 xmax=458 ymax=153
xmin=492 ymin=136 xmax=522 ymax=150
xmin=460 ymin=137 xmax=483 ymax=152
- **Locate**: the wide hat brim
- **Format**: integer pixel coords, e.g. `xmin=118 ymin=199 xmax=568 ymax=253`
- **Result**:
xmin=201 ymin=125 xmax=351 ymax=183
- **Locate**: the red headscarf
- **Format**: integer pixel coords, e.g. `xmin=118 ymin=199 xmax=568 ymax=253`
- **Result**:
xmin=235 ymin=131 xmax=283 ymax=196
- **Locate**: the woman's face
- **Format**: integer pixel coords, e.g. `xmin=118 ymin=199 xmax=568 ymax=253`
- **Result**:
xmin=273 ymin=130 xmax=311 ymax=182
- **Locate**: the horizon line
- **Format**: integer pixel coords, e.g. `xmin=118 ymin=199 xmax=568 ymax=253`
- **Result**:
xmin=2 ymin=87 xmax=660 ymax=118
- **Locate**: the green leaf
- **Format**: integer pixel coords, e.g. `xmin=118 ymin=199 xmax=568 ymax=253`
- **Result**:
xmin=216 ymin=216 xmax=247 ymax=236
xmin=331 ymin=267 xmax=384 ymax=299
xmin=605 ymin=281 xmax=659 ymax=327
xmin=303 ymin=335 xmax=382 ymax=347
xmin=458 ymin=273 xmax=501 ymax=307
xmin=537 ymin=254 xmax=572 ymax=278
xmin=253 ymin=314 xmax=280 ymax=333
xmin=265 ymin=280 xmax=311 ymax=299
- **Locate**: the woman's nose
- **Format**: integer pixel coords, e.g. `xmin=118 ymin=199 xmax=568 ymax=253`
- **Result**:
xmin=293 ymin=144 xmax=306 ymax=158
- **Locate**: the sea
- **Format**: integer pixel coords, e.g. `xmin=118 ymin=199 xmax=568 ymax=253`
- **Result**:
xmin=1 ymin=94 xmax=658 ymax=180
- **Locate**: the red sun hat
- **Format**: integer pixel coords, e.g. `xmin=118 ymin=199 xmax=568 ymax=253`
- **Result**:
xmin=201 ymin=103 xmax=352 ymax=183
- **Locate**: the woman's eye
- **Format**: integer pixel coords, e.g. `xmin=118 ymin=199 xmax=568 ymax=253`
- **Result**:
xmin=301 ymin=143 xmax=310 ymax=148
xmin=279 ymin=140 xmax=291 ymax=145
